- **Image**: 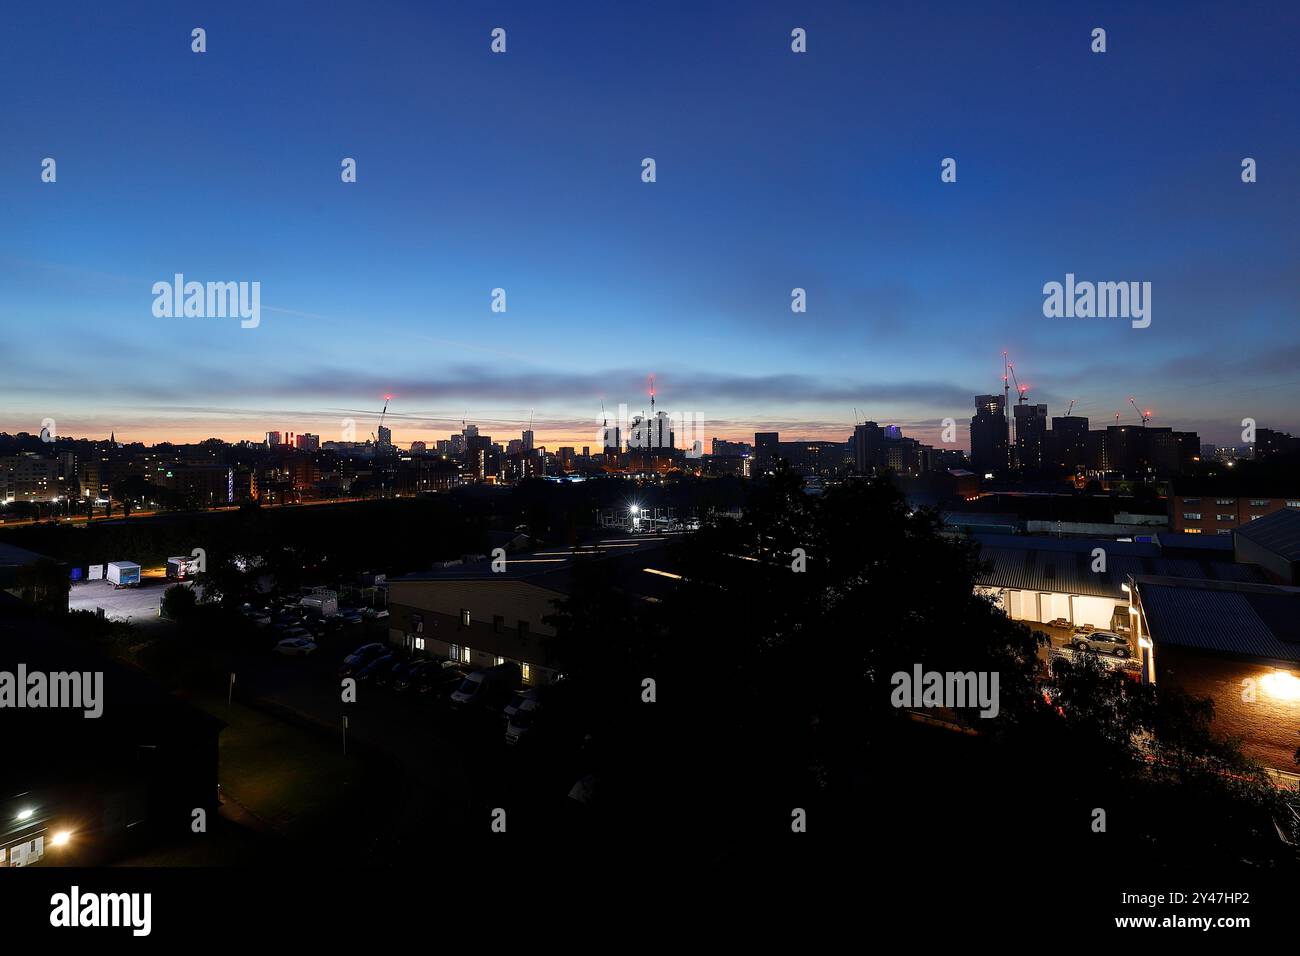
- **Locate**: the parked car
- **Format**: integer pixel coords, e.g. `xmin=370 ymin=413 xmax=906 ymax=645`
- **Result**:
xmin=502 ymin=688 xmax=535 ymax=724
xmin=280 ymin=626 xmax=312 ymax=641
xmin=355 ymin=654 xmax=396 ymax=683
xmin=275 ymin=637 xmax=318 ymax=657
xmin=1070 ymin=630 xmax=1131 ymax=657
xmin=421 ymin=665 xmax=469 ymax=700
xmin=504 ymin=689 xmax=541 ymax=746
xmin=375 ymin=658 xmax=415 ymax=689
xmin=362 ymin=608 xmax=390 ymax=620
xmin=450 ymin=662 xmax=521 ymax=711
xmin=339 ymin=643 xmax=389 ymax=678
xmin=339 ymin=609 xmax=364 ymax=626
xmin=1045 ymin=617 xmax=1071 ymax=629
xmin=394 ymin=659 xmax=437 ymax=694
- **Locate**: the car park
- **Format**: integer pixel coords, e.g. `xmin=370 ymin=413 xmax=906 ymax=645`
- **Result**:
xmin=1070 ymin=630 xmax=1131 ymax=657
xmin=240 ymin=605 xmax=272 ymax=626
xmin=394 ymin=659 xmax=437 ymax=694
xmin=420 ymin=665 xmax=469 ymax=701
xmin=339 ymin=643 xmax=388 ymax=678
xmin=275 ymin=637 xmax=318 ymax=657
xmin=355 ymin=654 xmax=396 ymax=683
xmin=374 ymin=657 xmax=415 ymax=689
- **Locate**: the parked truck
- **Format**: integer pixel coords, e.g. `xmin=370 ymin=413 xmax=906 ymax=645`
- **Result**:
xmin=106 ymin=561 xmax=141 ymax=588
xmin=299 ymin=590 xmax=339 ymax=618
xmin=166 ymin=556 xmax=200 ymax=580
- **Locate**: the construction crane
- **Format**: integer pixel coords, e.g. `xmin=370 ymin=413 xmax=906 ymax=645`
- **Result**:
xmin=1066 ymin=399 xmax=1075 ymax=417
xmin=1007 ymin=362 xmax=1028 ymax=405
xmin=371 ymin=395 xmax=391 ymax=444
xmin=1002 ymin=352 xmax=1012 ymax=469
xmin=1128 ymin=397 xmax=1150 ymax=426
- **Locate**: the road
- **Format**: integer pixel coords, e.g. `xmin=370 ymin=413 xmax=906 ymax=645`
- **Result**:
xmin=67 ymin=577 xmax=177 ymax=624
xmin=0 ymin=496 xmax=374 ymax=529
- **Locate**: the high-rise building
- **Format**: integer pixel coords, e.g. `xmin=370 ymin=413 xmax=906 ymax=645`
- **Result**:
xmin=296 ymin=433 xmax=320 ymax=452
xmin=852 ymin=421 xmax=884 ymax=473
xmin=754 ymin=432 xmax=780 ymax=465
xmin=1013 ymin=403 xmax=1048 ymax=471
xmin=601 ymin=421 xmax=622 ymax=455
xmin=0 ymin=454 xmax=59 ymax=502
xmin=1049 ymin=416 xmax=1088 ymax=470
xmin=970 ymin=395 xmax=1008 ymax=475
xmin=1255 ymin=428 xmax=1300 ymax=460
xmin=522 ymin=429 xmax=535 ymax=452
xmin=265 ymin=431 xmax=282 ymax=447
xmin=653 ymin=411 xmax=673 ymax=450
xmin=711 ymin=438 xmax=751 ymax=457
xmin=377 ymin=425 xmax=392 ymax=450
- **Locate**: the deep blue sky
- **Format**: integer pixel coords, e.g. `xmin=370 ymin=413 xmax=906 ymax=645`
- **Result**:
xmin=2 ymin=1 xmax=1298 ymax=449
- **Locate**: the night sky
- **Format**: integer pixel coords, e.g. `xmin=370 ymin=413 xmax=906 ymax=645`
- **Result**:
xmin=3 ymin=1 xmax=1298 ymax=449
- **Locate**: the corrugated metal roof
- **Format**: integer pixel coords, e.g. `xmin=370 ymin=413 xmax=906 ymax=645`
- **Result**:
xmin=1235 ymin=508 xmax=1300 ymax=562
xmin=1137 ymin=579 xmax=1300 ymax=663
xmin=391 ymin=535 xmax=679 ymax=600
xmin=1152 ymin=531 xmax=1234 ymax=552
xmin=975 ymin=539 xmax=1267 ymax=600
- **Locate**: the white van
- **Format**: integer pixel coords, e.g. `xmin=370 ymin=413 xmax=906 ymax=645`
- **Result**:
xmin=450 ymin=662 xmax=521 ymax=711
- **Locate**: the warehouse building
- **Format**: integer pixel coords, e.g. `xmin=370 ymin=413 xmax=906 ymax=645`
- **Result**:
xmin=1233 ymin=507 xmax=1300 ymax=585
xmin=1131 ymin=575 xmax=1300 ymax=774
xmin=973 ymin=532 xmax=1265 ymax=631
xmin=386 ymin=535 xmax=680 ymax=684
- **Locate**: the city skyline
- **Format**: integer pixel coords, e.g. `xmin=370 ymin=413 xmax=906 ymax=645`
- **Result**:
xmin=3 ymin=2 xmax=1299 ymax=449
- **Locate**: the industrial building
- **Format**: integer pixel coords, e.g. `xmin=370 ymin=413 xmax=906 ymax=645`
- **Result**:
xmin=972 ymin=517 xmax=1300 ymax=775
xmin=385 ymin=535 xmax=680 ymax=684
xmin=973 ymin=532 xmax=1266 ymax=631
xmin=1131 ymin=575 xmax=1300 ymax=774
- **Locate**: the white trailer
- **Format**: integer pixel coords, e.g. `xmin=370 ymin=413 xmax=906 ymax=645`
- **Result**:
xmin=106 ymin=561 xmax=141 ymax=588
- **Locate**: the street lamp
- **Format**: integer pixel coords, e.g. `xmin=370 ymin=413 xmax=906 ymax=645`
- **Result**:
xmin=50 ymin=830 xmax=72 ymax=847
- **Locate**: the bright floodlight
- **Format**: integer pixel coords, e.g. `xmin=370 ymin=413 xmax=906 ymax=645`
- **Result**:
xmin=1261 ymin=671 xmax=1300 ymax=701
xmin=51 ymin=830 xmax=72 ymax=847
xmin=631 ymin=505 xmax=640 ymax=513
xmin=15 ymin=808 xmax=34 ymax=822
